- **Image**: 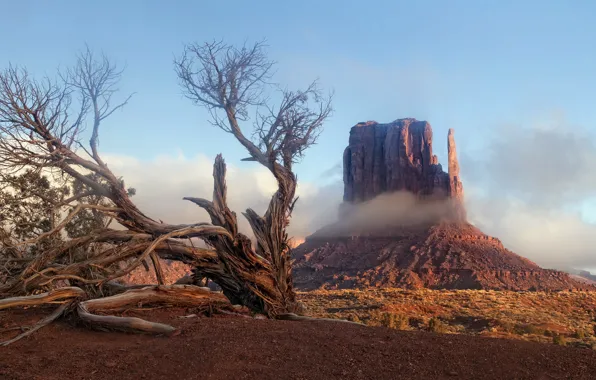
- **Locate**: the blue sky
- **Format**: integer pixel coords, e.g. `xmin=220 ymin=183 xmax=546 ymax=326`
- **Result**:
xmin=2 ymin=0 xmax=596 ymax=269
xmin=2 ymin=0 xmax=595 ymax=175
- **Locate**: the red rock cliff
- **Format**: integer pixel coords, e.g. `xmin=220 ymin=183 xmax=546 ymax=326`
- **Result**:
xmin=292 ymin=118 xmax=591 ymax=291
xmin=342 ymin=118 xmax=465 ymax=219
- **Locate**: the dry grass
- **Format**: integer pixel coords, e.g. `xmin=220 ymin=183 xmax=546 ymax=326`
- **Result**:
xmin=299 ymin=288 xmax=596 ymax=348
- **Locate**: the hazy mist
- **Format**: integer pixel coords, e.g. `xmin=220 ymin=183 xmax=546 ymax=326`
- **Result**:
xmin=462 ymin=120 xmax=596 ymax=271
xmin=315 ymin=192 xmax=459 ymax=237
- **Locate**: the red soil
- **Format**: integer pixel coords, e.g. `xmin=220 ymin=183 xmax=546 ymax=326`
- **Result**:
xmin=2 ymin=306 xmax=596 ymax=380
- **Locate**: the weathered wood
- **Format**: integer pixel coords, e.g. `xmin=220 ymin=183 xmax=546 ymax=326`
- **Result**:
xmin=0 ymin=41 xmax=331 ymax=328
xmin=77 ymin=285 xmax=231 ymax=334
xmin=0 ymin=287 xmax=85 ymax=310
xmin=276 ymin=313 xmax=365 ymax=325
xmin=184 ymin=155 xmax=299 ymax=316
xmin=150 ymin=252 xmax=165 ymax=285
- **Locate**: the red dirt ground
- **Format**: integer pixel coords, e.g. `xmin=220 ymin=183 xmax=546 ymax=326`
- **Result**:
xmin=1 ymin=306 xmax=596 ymax=380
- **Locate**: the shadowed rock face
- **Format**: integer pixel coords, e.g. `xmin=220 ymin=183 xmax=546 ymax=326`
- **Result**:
xmin=343 ymin=119 xmax=465 ymax=220
xmin=292 ymin=118 xmax=590 ymax=291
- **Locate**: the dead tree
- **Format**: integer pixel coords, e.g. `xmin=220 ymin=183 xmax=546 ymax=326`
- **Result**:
xmin=0 ymin=41 xmax=332 ymax=339
xmin=174 ymin=40 xmax=332 ymax=314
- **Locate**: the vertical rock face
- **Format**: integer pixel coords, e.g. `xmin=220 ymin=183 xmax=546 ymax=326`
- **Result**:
xmin=343 ymin=118 xmax=465 ymax=219
xmin=447 ymin=128 xmax=466 ymax=220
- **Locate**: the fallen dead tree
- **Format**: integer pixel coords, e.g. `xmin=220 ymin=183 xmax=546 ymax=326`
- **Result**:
xmin=0 ymin=284 xmax=232 ymax=345
xmin=0 ymin=41 xmax=334 ymax=341
xmin=76 ymin=285 xmax=231 ymax=334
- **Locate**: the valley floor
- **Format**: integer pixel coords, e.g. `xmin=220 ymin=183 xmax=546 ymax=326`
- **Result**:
xmin=1 ymin=303 xmax=596 ymax=380
xmin=301 ymin=288 xmax=596 ymax=348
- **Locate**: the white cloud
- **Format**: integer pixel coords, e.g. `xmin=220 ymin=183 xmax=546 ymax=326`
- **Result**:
xmin=467 ymin=193 xmax=596 ymax=270
xmin=102 ymin=152 xmax=342 ymax=239
xmin=463 ymin=118 xmax=596 ymax=271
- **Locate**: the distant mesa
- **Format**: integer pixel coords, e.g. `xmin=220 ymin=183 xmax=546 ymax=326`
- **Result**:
xmin=292 ymin=118 xmax=592 ymax=291
xmin=573 ymin=270 xmax=596 ymax=285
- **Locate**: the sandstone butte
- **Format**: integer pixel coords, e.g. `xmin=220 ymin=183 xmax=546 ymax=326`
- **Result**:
xmin=292 ymin=118 xmax=593 ymax=291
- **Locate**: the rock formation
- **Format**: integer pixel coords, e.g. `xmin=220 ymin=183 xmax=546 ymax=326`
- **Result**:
xmin=574 ymin=270 xmax=596 ymax=285
xmin=292 ymin=118 xmax=591 ymax=291
xmin=342 ymin=118 xmax=465 ymax=220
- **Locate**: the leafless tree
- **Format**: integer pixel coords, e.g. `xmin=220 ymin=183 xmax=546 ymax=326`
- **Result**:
xmin=0 ymin=41 xmax=333 ymax=342
xmin=174 ymin=40 xmax=332 ymax=313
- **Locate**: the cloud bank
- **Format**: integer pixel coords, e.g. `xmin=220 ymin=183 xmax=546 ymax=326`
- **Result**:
xmin=102 ymin=152 xmax=342 ymax=240
xmin=462 ymin=120 xmax=596 ymax=271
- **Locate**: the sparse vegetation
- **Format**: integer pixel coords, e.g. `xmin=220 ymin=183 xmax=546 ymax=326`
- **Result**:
xmin=575 ymin=329 xmax=587 ymax=339
xmin=378 ymin=312 xmax=410 ymax=330
xmin=300 ymin=288 xmax=596 ymax=348
xmin=553 ymin=334 xmax=567 ymax=346
xmin=428 ymin=317 xmax=449 ymax=333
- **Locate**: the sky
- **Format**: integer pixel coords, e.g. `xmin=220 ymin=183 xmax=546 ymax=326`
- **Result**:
xmin=2 ymin=0 xmax=596 ymax=271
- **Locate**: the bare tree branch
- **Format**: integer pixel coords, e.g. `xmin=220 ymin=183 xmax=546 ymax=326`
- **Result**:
xmin=63 ymin=45 xmax=134 ymax=167
xmin=175 ymin=40 xmax=332 ymax=316
xmin=0 ymin=41 xmax=330 ymax=334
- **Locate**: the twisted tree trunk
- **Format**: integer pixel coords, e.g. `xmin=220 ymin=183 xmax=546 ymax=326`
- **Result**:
xmin=185 ymin=155 xmax=299 ymax=316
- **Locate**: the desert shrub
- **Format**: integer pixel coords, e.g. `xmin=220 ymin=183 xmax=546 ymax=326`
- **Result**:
xmin=428 ymin=317 xmax=449 ymax=333
xmin=408 ymin=317 xmax=425 ymax=329
xmin=574 ymin=329 xmax=586 ymax=339
xmin=514 ymin=324 xmax=545 ymax=336
xmin=552 ymin=334 xmax=567 ymax=346
xmin=380 ymin=312 xmax=410 ymax=330
xmin=348 ymin=314 xmax=362 ymax=323
xmin=496 ymin=320 xmax=515 ymax=333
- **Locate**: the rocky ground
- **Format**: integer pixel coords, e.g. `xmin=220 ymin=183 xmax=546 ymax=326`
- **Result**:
xmin=2 ymin=306 xmax=596 ymax=380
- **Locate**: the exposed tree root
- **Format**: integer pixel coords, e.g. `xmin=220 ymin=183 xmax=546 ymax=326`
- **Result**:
xmin=0 ymin=285 xmax=362 ymax=346
xmin=99 ymin=281 xmax=155 ymax=296
xmin=0 ymin=285 xmax=234 ymax=343
xmin=79 ymin=285 xmax=229 ymax=311
xmin=0 ymin=42 xmax=333 ymax=333
xmin=76 ymin=285 xmax=231 ymax=334
xmin=77 ymin=305 xmax=178 ymax=335
xmin=0 ymin=301 xmax=73 ymax=346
